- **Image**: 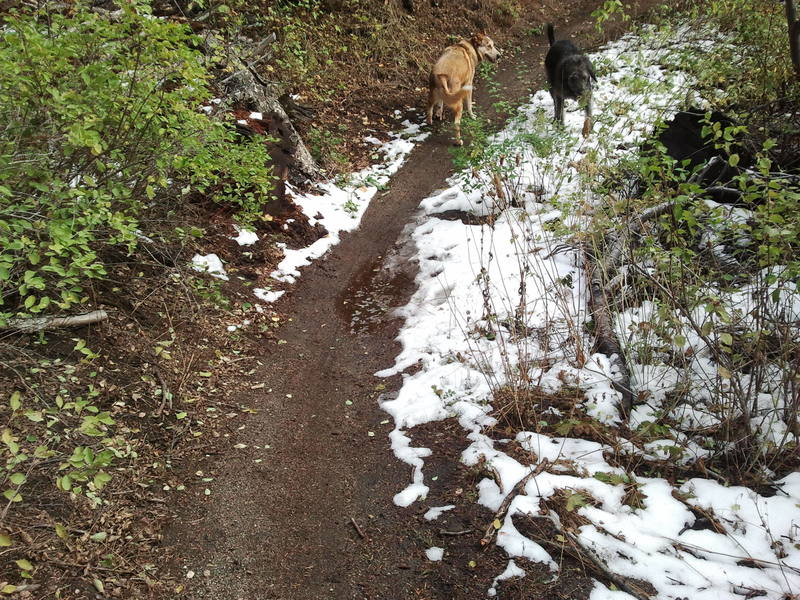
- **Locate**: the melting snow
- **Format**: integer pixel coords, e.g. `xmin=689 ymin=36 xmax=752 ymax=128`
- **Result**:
xmin=191 ymin=253 xmax=228 ymax=281
xmin=380 ymin=25 xmax=800 ymax=599
xmin=425 ymin=546 xmax=444 ymax=561
xmin=253 ymin=288 xmax=285 ymax=304
xmin=271 ymin=120 xmax=429 ymax=284
xmin=231 ymin=225 xmax=259 ymax=246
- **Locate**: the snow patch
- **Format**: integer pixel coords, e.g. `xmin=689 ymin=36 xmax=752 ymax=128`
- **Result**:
xmin=191 ymin=253 xmax=228 ymax=280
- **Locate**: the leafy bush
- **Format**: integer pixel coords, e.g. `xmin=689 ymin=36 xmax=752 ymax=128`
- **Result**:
xmin=665 ymin=0 xmax=799 ymax=105
xmin=0 ymin=2 xmax=274 ymax=325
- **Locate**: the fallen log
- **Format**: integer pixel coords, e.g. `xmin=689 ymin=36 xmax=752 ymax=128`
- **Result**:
xmin=221 ymin=66 xmax=322 ymax=185
xmin=5 ymin=310 xmax=109 ymax=333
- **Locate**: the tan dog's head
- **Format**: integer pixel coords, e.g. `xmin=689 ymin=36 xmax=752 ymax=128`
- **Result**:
xmin=471 ymin=33 xmax=500 ymax=63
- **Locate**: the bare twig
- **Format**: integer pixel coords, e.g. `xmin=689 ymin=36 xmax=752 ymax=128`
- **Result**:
xmin=154 ymin=369 xmax=174 ymax=417
xmin=439 ymin=528 xmax=475 ymax=536
xmin=350 ymin=517 xmax=366 ymax=539
xmin=606 ymin=201 xmax=674 ymax=269
xmin=480 ymin=459 xmax=549 ymax=546
xmin=535 ymin=529 xmax=653 ymax=600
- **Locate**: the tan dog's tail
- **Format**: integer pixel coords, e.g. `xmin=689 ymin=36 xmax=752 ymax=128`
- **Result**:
xmin=437 ymin=73 xmax=452 ymax=95
xmin=437 ymin=74 xmax=473 ymax=97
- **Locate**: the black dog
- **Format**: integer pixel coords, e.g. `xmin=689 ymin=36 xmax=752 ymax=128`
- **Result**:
xmin=544 ymin=24 xmax=597 ymax=137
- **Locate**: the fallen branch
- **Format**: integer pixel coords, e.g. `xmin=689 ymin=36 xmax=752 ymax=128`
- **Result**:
xmin=606 ymin=200 xmax=674 ymax=269
xmin=688 ymin=155 xmax=725 ymax=185
xmin=4 ymin=310 xmax=108 ymax=333
xmin=585 ymin=250 xmax=634 ymax=416
xmin=480 ymin=459 xmax=549 ymax=546
xmin=222 ymin=69 xmax=322 ymax=184
xmin=534 ymin=529 xmax=653 ymax=600
xmin=606 ymin=265 xmax=630 ymax=293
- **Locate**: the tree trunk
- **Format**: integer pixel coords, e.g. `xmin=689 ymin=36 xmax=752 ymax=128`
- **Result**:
xmin=222 ymin=69 xmax=322 ymax=185
xmin=786 ymin=0 xmax=800 ymax=78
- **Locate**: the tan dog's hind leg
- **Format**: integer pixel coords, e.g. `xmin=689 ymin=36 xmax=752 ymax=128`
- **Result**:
xmin=453 ymin=102 xmax=464 ymax=146
xmin=426 ymin=89 xmax=435 ymax=125
xmin=436 ymin=101 xmax=443 ymax=120
xmin=465 ymin=84 xmax=475 ymax=119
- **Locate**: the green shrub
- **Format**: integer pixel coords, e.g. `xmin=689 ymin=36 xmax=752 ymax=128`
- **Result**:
xmin=0 ymin=2 xmax=274 ymax=325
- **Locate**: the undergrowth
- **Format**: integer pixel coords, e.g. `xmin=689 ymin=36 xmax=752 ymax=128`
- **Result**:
xmin=0 ymin=2 xmax=274 ymax=327
xmin=447 ymin=0 xmax=799 ymax=488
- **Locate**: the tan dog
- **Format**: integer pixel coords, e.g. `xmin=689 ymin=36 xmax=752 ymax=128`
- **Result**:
xmin=426 ymin=33 xmax=500 ymax=146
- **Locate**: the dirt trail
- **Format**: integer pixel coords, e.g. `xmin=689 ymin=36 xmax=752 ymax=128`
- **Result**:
xmin=166 ymin=5 xmax=660 ymax=598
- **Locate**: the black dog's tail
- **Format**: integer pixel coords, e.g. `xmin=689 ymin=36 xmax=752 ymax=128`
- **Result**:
xmin=546 ymin=23 xmax=555 ymax=46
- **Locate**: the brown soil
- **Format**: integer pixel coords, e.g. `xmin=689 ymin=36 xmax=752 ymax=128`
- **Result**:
xmin=164 ymin=2 xmax=665 ymax=599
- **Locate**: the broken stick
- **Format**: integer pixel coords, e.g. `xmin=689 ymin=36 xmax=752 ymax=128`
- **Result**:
xmin=5 ymin=310 xmax=108 ymax=333
xmin=480 ymin=458 xmax=549 ymax=546
xmin=350 ymin=517 xmax=366 ymax=540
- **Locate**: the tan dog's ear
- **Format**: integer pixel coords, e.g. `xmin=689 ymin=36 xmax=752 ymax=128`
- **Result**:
xmin=471 ymin=32 xmax=485 ymax=46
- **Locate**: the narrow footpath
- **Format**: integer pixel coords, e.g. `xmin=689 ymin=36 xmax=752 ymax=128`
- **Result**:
xmin=165 ymin=4 xmax=660 ymax=597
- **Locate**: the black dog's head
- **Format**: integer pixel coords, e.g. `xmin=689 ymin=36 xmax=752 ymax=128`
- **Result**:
xmin=566 ymin=58 xmax=596 ymax=100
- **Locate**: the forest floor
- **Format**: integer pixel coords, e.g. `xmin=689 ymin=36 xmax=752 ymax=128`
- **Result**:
xmin=0 ymin=1 xmax=673 ymax=598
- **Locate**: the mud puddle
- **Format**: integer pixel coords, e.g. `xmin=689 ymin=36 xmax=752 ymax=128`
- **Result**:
xmin=337 ymin=225 xmax=419 ymax=333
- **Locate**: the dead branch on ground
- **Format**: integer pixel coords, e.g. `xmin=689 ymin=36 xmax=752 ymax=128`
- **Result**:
xmin=480 ymin=458 xmax=549 ymax=546
xmin=4 ymin=310 xmax=109 ymax=333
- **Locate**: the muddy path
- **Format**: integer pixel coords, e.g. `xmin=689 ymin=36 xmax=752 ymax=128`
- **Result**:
xmin=166 ymin=4 xmax=661 ymax=598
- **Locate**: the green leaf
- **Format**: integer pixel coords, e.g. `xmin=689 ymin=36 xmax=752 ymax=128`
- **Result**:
xmin=15 ymin=559 xmax=33 ymax=571
xmin=728 ymin=153 xmax=740 ymax=167
xmin=0 ymin=534 xmax=12 ymax=547
xmin=3 ymin=489 xmax=22 ymax=503
xmin=90 ymin=531 xmax=107 ymax=542
xmin=1 ymin=429 xmax=18 ymax=455
xmin=720 ymin=332 xmax=733 ymax=346
xmin=9 ymin=391 xmax=21 ymax=412
xmin=565 ymin=491 xmax=588 ymax=512
xmin=58 ymin=474 xmax=72 ymax=492
xmin=9 ymin=473 xmax=26 ymax=486
xmin=55 ymin=523 xmax=69 ymax=540
xmin=24 ymin=410 xmax=43 ymax=423
xmin=93 ymin=471 xmax=112 ymax=490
